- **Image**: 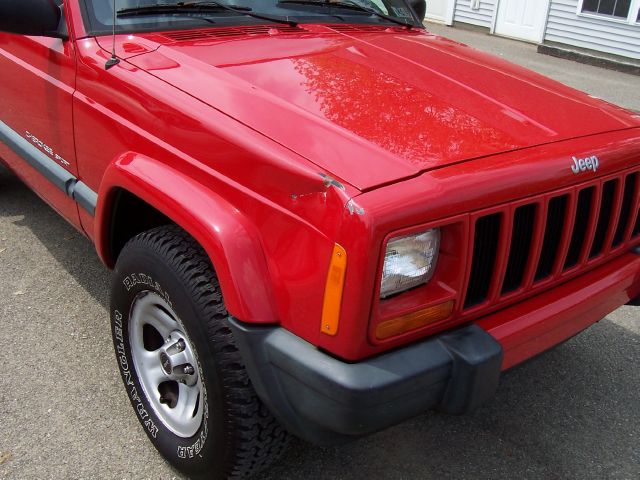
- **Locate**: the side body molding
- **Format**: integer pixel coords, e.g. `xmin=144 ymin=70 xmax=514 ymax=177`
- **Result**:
xmin=95 ymin=153 xmax=278 ymax=323
xmin=0 ymin=119 xmax=97 ymax=214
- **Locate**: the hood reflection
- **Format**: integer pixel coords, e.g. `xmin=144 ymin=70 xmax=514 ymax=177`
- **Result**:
xmin=291 ymin=49 xmax=519 ymax=163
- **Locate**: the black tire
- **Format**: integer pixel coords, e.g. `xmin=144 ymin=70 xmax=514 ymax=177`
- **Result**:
xmin=110 ymin=225 xmax=289 ymax=479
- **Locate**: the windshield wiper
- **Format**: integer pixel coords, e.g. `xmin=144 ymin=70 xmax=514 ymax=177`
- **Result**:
xmin=278 ymin=0 xmax=417 ymax=28
xmin=118 ymin=1 xmax=299 ymax=27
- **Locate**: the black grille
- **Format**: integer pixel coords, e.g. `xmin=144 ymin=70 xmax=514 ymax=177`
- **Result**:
xmin=502 ymin=204 xmax=537 ymax=294
xmin=565 ymin=187 xmax=594 ymax=269
xmin=535 ymin=195 xmax=568 ymax=281
xmin=464 ymin=214 xmax=502 ymax=308
xmin=462 ymin=168 xmax=640 ymax=314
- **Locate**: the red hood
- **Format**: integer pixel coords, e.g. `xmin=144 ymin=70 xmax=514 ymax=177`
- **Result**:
xmin=106 ymin=25 xmax=640 ymax=190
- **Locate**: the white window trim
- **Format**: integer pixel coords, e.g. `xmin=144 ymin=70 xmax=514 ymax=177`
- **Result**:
xmin=576 ymin=0 xmax=640 ymax=25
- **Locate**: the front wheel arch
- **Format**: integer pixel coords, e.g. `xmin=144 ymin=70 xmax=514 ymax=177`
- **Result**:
xmin=95 ymin=153 xmax=278 ymax=323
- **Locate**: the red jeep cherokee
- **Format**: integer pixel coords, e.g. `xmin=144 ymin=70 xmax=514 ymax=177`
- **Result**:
xmin=1 ymin=0 xmax=639 ymax=478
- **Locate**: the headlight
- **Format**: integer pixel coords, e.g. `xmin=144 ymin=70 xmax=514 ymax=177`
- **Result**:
xmin=380 ymin=228 xmax=440 ymax=298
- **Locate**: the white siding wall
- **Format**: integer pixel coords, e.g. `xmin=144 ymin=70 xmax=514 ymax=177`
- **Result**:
xmin=545 ymin=0 xmax=640 ymax=60
xmin=453 ymin=0 xmax=497 ymax=28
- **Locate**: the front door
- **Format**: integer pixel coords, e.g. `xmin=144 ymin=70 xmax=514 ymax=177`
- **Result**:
xmin=0 ymin=12 xmax=80 ymax=227
xmin=494 ymin=0 xmax=550 ymax=43
xmin=425 ymin=0 xmax=455 ymax=25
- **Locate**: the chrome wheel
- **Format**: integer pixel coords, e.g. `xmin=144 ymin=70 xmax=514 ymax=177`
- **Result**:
xmin=129 ymin=291 xmax=204 ymax=438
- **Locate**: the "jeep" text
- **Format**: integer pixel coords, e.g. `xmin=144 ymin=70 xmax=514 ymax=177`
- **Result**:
xmin=571 ymin=155 xmax=599 ymax=174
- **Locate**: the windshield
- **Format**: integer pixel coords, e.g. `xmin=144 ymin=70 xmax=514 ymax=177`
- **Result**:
xmin=79 ymin=0 xmax=421 ymax=35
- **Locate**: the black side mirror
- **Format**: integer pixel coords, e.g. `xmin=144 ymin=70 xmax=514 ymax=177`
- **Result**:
xmin=410 ymin=0 xmax=426 ymax=23
xmin=0 ymin=0 xmax=66 ymax=39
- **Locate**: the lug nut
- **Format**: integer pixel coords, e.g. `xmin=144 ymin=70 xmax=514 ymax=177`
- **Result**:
xmin=183 ymin=365 xmax=194 ymax=375
xmin=175 ymin=339 xmax=186 ymax=352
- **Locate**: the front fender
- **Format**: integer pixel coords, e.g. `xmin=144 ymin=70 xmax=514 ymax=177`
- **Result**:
xmin=95 ymin=152 xmax=277 ymax=323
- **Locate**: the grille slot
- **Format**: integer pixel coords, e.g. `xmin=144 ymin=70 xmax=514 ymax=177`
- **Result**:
xmin=502 ymin=204 xmax=537 ymax=294
xmin=564 ymin=187 xmax=594 ymax=269
xmin=613 ymin=173 xmax=637 ymax=247
xmin=589 ymin=180 xmax=617 ymax=258
xmin=535 ymin=195 xmax=568 ymax=281
xmin=464 ymin=213 xmax=502 ymax=308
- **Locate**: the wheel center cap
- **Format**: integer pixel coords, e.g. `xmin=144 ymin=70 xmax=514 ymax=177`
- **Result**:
xmin=160 ymin=352 xmax=172 ymax=375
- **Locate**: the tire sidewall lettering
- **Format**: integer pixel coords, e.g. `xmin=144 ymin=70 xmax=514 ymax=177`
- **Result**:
xmin=123 ymin=273 xmax=173 ymax=308
xmin=114 ymin=308 xmax=160 ymax=439
xmin=177 ymin=412 xmax=208 ymax=459
xmin=113 ymin=271 xmax=211 ymax=462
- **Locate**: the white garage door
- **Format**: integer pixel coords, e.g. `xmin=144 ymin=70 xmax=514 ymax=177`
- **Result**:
xmin=494 ymin=0 xmax=550 ymax=43
xmin=425 ymin=0 xmax=455 ymax=24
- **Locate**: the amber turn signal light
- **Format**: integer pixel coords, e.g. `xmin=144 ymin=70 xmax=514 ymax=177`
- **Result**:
xmin=375 ymin=300 xmax=455 ymax=340
xmin=321 ymin=244 xmax=347 ymax=336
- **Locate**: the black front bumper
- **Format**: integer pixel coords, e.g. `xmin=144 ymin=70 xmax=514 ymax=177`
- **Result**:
xmin=229 ymin=319 xmax=503 ymax=445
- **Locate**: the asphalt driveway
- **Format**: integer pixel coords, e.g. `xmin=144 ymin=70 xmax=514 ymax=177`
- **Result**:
xmin=1 ymin=24 xmax=639 ymax=480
